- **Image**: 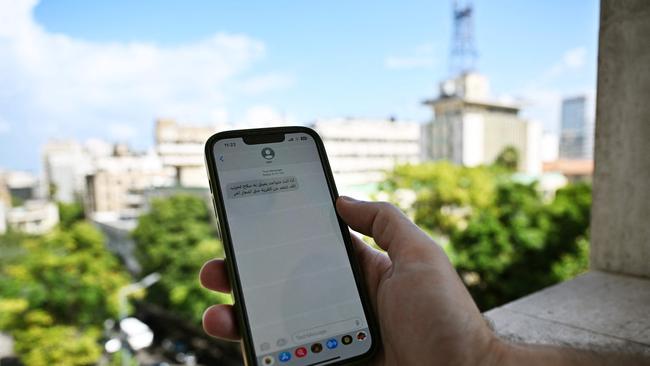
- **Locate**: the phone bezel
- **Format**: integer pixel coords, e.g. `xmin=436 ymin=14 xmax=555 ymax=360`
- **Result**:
xmin=204 ymin=126 xmax=379 ymax=366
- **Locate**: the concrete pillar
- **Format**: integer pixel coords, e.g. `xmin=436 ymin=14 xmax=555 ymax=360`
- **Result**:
xmin=590 ymin=0 xmax=650 ymax=277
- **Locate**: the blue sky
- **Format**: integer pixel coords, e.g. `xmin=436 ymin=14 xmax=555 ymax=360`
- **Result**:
xmin=0 ymin=0 xmax=599 ymax=172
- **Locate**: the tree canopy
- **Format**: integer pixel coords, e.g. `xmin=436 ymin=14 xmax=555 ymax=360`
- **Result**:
xmin=381 ymin=162 xmax=591 ymax=310
xmin=0 ymin=220 xmax=129 ymax=365
xmin=133 ymin=194 xmax=230 ymax=324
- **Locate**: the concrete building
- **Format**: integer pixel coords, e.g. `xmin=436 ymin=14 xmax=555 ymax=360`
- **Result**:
xmin=3 ymin=170 xmax=40 ymax=202
xmin=85 ymin=146 xmax=175 ymax=217
xmin=42 ymin=140 xmax=111 ymax=203
xmin=0 ymin=174 xmax=13 ymax=209
xmin=0 ymin=204 xmax=7 ymax=234
xmin=312 ymin=118 xmax=421 ymax=188
xmin=422 ymin=72 xmax=542 ymax=174
xmin=543 ymin=159 xmax=594 ymax=183
xmin=6 ymin=200 xmax=59 ymax=234
xmin=559 ymin=95 xmax=595 ymax=160
xmin=155 ymin=119 xmax=230 ymax=187
xmin=541 ymin=132 xmax=560 ymax=163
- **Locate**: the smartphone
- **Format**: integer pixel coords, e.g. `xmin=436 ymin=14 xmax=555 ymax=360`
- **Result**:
xmin=204 ymin=127 xmax=378 ymax=366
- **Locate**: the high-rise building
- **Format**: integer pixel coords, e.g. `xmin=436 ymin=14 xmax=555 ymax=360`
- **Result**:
xmin=312 ymin=118 xmax=421 ymax=188
xmin=421 ymin=72 xmax=541 ymax=174
xmin=559 ymin=95 xmax=595 ymax=160
xmin=155 ymin=119 xmax=230 ymax=187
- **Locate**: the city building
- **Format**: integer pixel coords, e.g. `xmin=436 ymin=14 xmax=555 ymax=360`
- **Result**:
xmin=85 ymin=145 xmax=175 ymax=218
xmin=312 ymin=118 xmax=421 ymax=189
xmin=3 ymin=170 xmax=40 ymax=202
xmin=0 ymin=176 xmax=9 ymax=234
xmin=541 ymin=132 xmax=560 ymax=163
xmin=155 ymin=119 xmax=230 ymax=187
xmin=6 ymin=200 xmax=59 ymax=234
xmin=0 ymin=174 xmax=13 ymax=209
xmin=542 ymin=159 xmax=594 ymax=183
xmin=42 ymin=140 xmax=111 ymax=203
xmin=421 ymin=72 xmax=542 ymax=174
xmin=559 ymin=95 xmax=595 ymax=160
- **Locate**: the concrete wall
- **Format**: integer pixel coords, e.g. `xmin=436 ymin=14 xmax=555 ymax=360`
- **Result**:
xmin=590 ymin=0 xmax=650 ymax=277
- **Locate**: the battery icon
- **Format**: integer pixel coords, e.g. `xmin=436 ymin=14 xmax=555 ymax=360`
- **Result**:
xmin=300 ymin=136 xmax=307 ymax=141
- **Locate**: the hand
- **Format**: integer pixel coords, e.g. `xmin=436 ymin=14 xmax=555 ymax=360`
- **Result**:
xmin=200 ymin=197 xmax=647 ymax=366
xmin=199 ymin=197 xmax=499 ymax=366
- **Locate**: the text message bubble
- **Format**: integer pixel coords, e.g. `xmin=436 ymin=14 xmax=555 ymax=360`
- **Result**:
xmin=227 ymin=176 xmax=299 ymax=199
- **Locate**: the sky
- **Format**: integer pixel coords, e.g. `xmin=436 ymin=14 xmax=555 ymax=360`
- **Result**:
xmin=0 ymin=0 xmax=599 ymax=172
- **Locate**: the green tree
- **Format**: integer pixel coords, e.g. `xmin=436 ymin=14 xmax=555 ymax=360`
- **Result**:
xmin=133 ymin=194 xmax=230 ymax=324
xmin=451 ymin=182 xmax=556 ymax=308
xmin=0 ymin=223 xmax=130 ymax=365
xmin=58 ymin=201 xmax=85 ymax=229
xmin=379 ymin=161 xmax=495 ymax=237
xmin=381 ymin=162 xmax=591 ymax=310
xmin=494 ymin=145 xmax=520 ymax=171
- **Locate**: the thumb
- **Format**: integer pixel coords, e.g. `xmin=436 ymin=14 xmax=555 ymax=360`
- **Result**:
xmin=336 ymin=196 xmax=431 ymax=264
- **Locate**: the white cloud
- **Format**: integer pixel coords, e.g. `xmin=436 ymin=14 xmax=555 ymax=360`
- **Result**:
xmin=238 ymin=73 xmax=294 ymax=94
xmin=563 ymin=47 xmax=587 ymax=68
xmin=542 ymin=46 xmax=588 ymax=80
xmin=0 ymin=0 xmax=291 ymax=151
xmin=384 ymin=43 xmax=436 ymax=70
xmin=240 ymin=105 xmax=294 ymax=128
xmin=108 ymin=123 xmax=137 ymax=141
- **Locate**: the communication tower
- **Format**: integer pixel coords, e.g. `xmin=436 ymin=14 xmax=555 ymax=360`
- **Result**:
xmin=450 ymin=0 xmax=478 ymax=75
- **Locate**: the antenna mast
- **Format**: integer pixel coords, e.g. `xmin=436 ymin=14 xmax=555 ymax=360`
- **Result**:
xmin=450 ymin=0 xmax=478 ymax=75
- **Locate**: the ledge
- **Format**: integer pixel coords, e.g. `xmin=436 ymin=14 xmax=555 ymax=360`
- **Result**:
xmin=484 ymin=271 xmax=650 ymax=356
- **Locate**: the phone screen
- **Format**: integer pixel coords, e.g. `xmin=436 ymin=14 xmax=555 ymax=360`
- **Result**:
xmin=212 ymin=131 xmax=373 ymax=365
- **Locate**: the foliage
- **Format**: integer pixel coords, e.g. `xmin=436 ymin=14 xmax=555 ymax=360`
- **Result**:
xmin=382 ymin=162 xmax=591 ymax=310
xmin=11 ymin=194 xmax=25 ymax=207
xmin=58 ymin=201 xmax=86 ymax=229
xmin=494 ymin=145 xmax=520 ymax=171
xmin=133 ymin=194 xmax=230 ymax=324
xmin=13 ymin=325 xmax=102 ymax=366
xmin=0 ymin=221 xmax=130 ymax=365
xmin=379 ymin=161 xmax=496 ymax=237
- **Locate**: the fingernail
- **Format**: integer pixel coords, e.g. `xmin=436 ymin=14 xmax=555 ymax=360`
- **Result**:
xmin=339 ymin=196 xmax=359 ymax=203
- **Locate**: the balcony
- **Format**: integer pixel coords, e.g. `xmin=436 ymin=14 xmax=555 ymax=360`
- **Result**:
xmin=485 ymin=1 xmax=650 ymax=358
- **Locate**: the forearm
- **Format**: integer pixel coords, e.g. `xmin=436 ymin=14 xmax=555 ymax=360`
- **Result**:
xmin=493 ymin=340 xmax=648 ymax=366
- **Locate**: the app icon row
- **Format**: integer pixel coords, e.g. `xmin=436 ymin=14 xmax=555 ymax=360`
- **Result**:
xmin=261 ymin=331 xmax=367 ymax=365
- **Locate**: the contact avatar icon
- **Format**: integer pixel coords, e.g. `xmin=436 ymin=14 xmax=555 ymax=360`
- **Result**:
xmin=261 ymin=147 xmax=275 ymax=160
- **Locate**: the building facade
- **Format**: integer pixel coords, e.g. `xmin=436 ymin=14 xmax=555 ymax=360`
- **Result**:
xmin=6 ymin=200 xmax=59 ymax=235
xmin=84 ymin=147 xmax=175 ymax=217
xmin=421 ymin=73 xmax=541 ymax=174
xmin=312 ymin=118 xmax=421 ymax=187
xmin=42 ymin=140 xmax=111 ymax=203
xmin=155 ymin=119 xmax=229 ymax=187
xmin=559 ymin=95 xmax=595 ymax=160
